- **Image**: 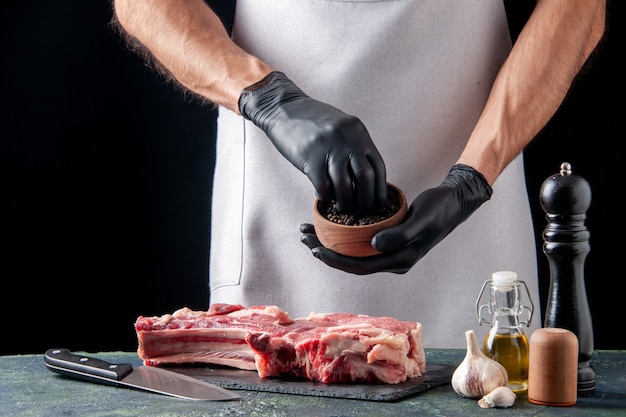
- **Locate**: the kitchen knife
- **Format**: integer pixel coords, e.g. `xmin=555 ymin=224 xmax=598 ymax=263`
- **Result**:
xmin=44 ymin=348 xmax=241 ymax=401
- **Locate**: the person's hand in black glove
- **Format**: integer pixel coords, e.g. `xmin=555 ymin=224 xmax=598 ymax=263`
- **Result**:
xmin=239 ymin=71 xmax=387 ymax=214
xmin=300 ymin=164 xmax=493 ymax=274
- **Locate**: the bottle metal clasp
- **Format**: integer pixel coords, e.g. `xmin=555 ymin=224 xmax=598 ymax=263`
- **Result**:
xmin=476 ymin=278 xmax=535 ymax=327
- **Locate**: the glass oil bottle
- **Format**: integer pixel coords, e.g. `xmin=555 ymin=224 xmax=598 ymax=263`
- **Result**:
xmin=476 ymin=271 xmax=534 ymax=393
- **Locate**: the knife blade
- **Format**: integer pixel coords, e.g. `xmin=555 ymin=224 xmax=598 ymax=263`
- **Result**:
xmin=43 ymin=348 xmax=241 ymax=401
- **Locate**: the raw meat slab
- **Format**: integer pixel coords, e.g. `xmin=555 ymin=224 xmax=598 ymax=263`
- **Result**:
xmin=167 ymin=362 xmax=454 ymax=402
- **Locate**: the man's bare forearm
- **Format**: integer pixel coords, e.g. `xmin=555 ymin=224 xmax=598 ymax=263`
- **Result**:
xmin=457 ymin=0 xmax=607 ymax=185
xmin=112 ymin=0 xmax=273 ymax=113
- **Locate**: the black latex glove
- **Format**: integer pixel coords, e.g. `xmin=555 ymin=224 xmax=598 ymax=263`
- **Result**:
xmin=239 ymin=71 xmax=387 ymax=214
xmin=300 ymin=164 xmax=493 ymax=274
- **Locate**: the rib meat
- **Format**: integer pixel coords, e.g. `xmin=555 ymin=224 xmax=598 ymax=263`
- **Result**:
xmin=134 ymin=303 xmax=426 ymax=384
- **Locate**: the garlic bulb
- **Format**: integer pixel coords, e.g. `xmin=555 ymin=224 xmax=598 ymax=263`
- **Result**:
xmin=451 ymin=330 xmax=508 ymax=398
xmin=478 ymin=386 xmax=516 ymax=408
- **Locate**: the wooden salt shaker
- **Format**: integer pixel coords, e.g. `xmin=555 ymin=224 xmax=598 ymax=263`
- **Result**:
xmin=528 ymin=328 xmax=578 ymax=406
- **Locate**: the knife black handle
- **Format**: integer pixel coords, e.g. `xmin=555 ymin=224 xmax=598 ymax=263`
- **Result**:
xmin=44 ymin=348 xmax=133 ymax=383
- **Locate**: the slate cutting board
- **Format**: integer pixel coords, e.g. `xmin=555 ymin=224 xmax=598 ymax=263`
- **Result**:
xmin=168 ymin=363 xmax=454 ymax=402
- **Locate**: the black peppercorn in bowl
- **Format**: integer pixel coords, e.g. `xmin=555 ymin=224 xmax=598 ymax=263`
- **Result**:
xmin=312 ymin=183 xmax=408 ymax=257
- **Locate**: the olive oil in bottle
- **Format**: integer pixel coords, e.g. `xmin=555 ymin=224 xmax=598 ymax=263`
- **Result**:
xmin=482 ymin=332 xmax=530 ymax=393
xmin=476 ymin=271 xmax=534 ymax=393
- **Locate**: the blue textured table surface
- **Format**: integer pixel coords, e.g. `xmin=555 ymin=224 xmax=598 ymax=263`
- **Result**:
xmin=1 ymin=349 xmax=624 ymax=416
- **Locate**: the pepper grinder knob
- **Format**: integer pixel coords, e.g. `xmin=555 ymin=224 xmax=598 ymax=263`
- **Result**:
xmin=540 ymin=162 xmax=595 ymax=397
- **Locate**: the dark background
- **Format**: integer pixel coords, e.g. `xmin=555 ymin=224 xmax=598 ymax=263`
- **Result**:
xmin=1 ymin=1 xmax=622 ymax=355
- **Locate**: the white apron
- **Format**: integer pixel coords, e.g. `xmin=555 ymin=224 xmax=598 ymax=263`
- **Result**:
xmin=210 ymin=0 xmax=540 ymax=348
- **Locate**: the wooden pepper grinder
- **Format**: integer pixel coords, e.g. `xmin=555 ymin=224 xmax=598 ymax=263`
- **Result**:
xmin=540 ymin=162 xmax=595 ymax=397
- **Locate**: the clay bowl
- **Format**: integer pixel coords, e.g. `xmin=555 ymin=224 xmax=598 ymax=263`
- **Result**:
xmin=313 ymin=183 xmax=408 ymax=257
